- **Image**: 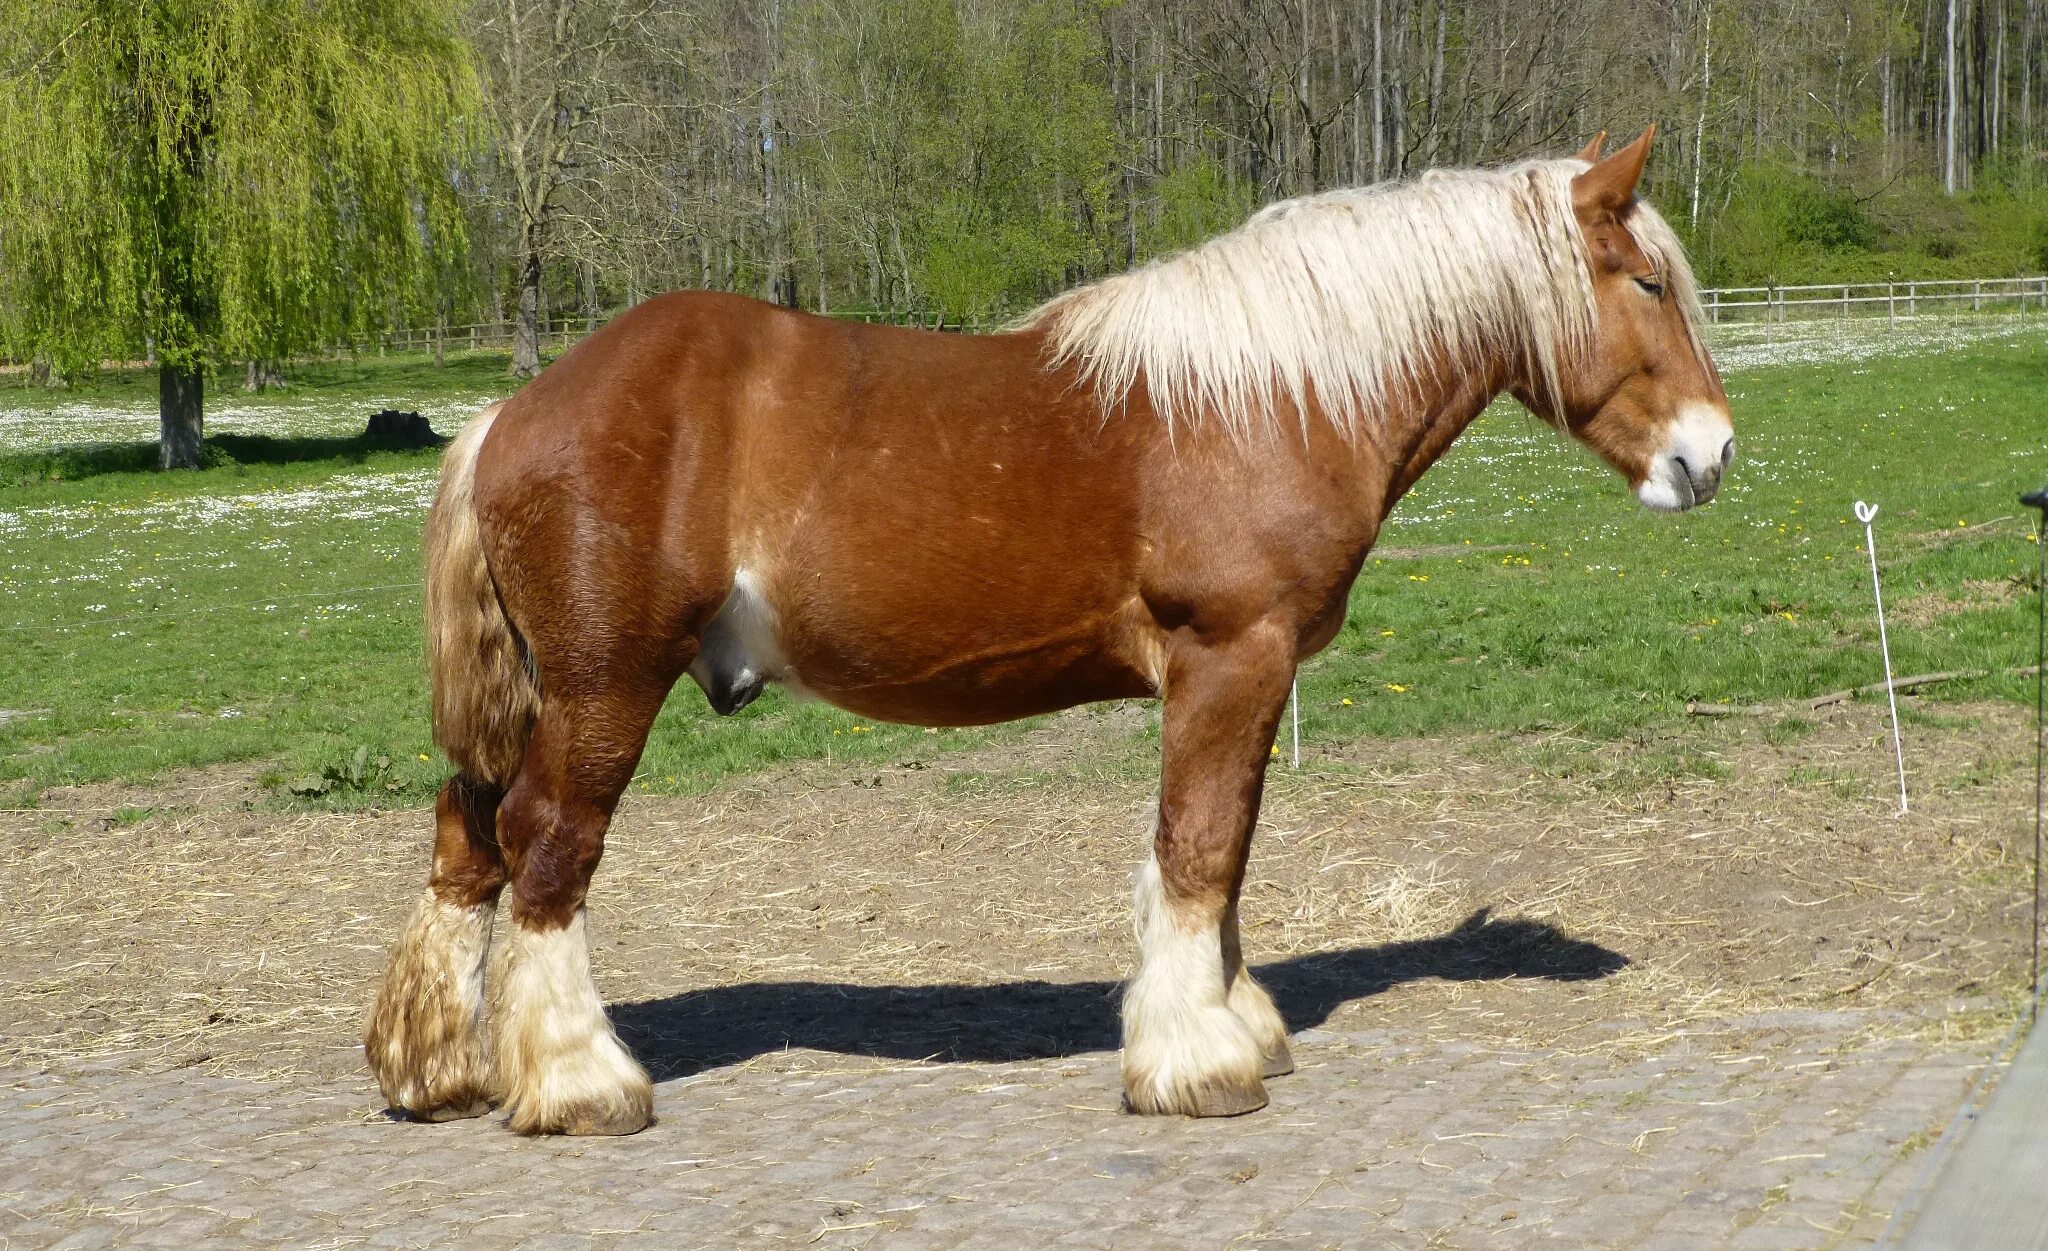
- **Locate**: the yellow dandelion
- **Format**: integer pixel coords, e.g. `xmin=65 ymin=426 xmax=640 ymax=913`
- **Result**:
xmin=1386 ymin=683 xmax=1409 ymax=693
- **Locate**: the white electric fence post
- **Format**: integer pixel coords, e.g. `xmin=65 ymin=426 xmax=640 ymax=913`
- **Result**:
xmin=2021 ymin=484 xmax=2047 ymax=996
xmin=1289 ymin=678 xmax=1301 ymax=769
xmin=1854 ymin=500 xmax=1909 ymax=814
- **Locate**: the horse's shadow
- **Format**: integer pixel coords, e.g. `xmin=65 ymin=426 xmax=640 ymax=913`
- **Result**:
xmin=611 ymin=909 xmax=1628 ymax=1081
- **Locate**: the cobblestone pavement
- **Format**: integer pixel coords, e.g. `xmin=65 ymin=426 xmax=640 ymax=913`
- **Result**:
xmin=6 ymin=708 xmax=2029 ymax=1249
xmin=1 ymin=1007 xmax=1986 ymax=1250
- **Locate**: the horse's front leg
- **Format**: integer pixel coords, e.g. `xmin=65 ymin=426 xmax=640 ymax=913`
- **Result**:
xmin=1122 ymin=621 xmax=1296 ymax=1117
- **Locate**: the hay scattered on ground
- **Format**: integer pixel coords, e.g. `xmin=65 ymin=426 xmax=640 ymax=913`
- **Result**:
xmin=0 ymin=701 xmax=2032 ymax=1081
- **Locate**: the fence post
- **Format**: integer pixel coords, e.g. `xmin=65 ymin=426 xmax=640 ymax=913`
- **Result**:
xmin=1888 ymin=281 xmax=1896 ymax=332
xmin=1841 ymin=285 xmax=1848 ymax=322
xmin=1974 ymin=279 xmax=1982 ymax=312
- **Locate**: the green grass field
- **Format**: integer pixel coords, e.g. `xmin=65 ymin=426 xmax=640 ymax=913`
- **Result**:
xmin=1 ymin=331 xmax=2043 ymax=809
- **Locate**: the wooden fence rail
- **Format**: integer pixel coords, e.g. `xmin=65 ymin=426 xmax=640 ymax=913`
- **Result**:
xmin=25 ymin=274 xmax=2035 ymax=368
xmin=1700 ymin=275 xmax=2048 ymax=327
xmin=368 ymin=275 xmax=2048 ymax=354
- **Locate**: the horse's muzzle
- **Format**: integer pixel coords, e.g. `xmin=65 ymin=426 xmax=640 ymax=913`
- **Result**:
xmin=1636 ymin=406 xmax=1735 ymax=513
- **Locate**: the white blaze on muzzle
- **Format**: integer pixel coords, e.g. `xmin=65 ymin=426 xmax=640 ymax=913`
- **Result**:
xmin=1636 ymin=402 xmax=1736 ymax=513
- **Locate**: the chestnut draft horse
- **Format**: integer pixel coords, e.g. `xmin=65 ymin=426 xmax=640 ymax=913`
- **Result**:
xmin=366 ymin=127 xmax=1733 ymax=1135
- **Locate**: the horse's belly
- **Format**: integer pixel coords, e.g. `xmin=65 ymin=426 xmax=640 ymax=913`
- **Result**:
xmin=687 ymin=566 xmax=1156 ymax=727
xmin=793 ymin=641 xmax=1156 ymax=727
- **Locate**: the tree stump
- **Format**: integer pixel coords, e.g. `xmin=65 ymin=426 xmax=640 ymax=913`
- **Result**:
xmin=363 ymin=409 xmax=448 ymax=448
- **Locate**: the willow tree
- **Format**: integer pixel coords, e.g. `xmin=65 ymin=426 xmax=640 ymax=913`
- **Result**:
xmin=0 ymin=0 xmax=477 ymax=467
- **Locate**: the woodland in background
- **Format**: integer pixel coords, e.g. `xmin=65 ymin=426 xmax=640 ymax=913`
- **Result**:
xmin=465 ymin=0 xmax=2048 ymax=365
xmin=8 ymin=0 xmax=2048 ymax=386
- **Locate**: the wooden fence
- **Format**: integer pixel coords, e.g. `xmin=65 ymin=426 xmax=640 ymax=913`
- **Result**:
xmin=371 ymin=275 xmax=2048 ymax=355
xmin=1702 ymin=275 xmax=2048 ymax=325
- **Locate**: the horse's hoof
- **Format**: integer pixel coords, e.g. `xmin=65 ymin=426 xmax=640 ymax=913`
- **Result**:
xmin=1122 ymin=1076 xmax=1269 ymax=1118
xmin=1187 ymin=1078 xmax=1269 ymax=1117
xmin=559 ymin=1106 xmax=654 ymax=1137
xmin=410 ymin=1094 xmax=494 ymax=1123
xmin=502 ymin=1078 xmax=654 ymax=1137
xmin=1259 ymin=1041 xmax=1296 ymax=1080
xmin=509 ymin=1103 xmax=652 ymax=1136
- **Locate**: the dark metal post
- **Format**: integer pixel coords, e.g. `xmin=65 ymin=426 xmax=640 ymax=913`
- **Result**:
xmin=2025 ymin=484 xmax=2048 ymax=996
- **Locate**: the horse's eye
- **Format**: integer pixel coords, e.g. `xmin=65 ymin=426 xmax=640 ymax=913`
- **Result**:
xmin=1634 ymin=276 xmax=1665 ymax=298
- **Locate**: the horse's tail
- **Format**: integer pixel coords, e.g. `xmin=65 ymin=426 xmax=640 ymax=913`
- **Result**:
xmin=425 ymin=404 xmax=539 ymax=786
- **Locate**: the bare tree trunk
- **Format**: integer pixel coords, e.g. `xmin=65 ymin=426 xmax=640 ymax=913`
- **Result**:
xmin=1881 ymin=33 xmax=1893 ymax=177
xmin=512 ymin=238 xmax=543 ymax=378
xmin=1426 ymin=0 xmax=1447 ymax=163
xmin=1992 ymin=0 xmax=2005 ymax=151
xmin=1372 ymin=0 xmax=1384 ymax=178
xmin=159 ymin=365 xmax=204 ymax=471
xmin=1692 ymin=0 xmax=1712 ymax=228
xmin=1946 ymin=0 xmax=1960 ymax=192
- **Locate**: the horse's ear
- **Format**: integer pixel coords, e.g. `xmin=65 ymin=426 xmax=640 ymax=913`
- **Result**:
xmin=1572 ymin=124 xmax=1655 ymax=214
xmin=1574 ymin=131 xmax=1607 ymax=164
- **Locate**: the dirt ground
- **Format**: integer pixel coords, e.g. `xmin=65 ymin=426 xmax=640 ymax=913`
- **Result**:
xmin=1 ymin=699 xmax=2040 ymax=1249
xmin=2 ymin=699 xmax=2033 ymax=1086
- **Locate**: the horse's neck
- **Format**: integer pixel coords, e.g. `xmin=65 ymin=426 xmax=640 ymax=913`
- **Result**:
xmin=1374 ymin=350 xmax=1516 ymax=515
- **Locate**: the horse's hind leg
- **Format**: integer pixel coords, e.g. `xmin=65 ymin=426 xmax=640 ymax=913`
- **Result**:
xmin=490 ymin=680 xmax=674 ymax=1136
xmin=365 ymin=775 xmax=506 ymax=1120
xmin=1122 ymin=624 xmax=1295 ymax=1116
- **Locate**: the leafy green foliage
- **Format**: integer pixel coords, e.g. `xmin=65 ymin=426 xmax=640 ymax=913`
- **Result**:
xmin=1686 ymin=158 xmax=2048 ymax=286
xmin=1143 ymin=155 xmax=1260 ymax=258
xmin=790 ymin=0 xmax=1114 ymax=320
xmin=0 ymin=0 xmax=478 ymax=372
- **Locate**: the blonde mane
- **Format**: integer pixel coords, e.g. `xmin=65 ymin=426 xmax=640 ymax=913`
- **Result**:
xmin=1024 ymin=158 xmax=1704 ymax=440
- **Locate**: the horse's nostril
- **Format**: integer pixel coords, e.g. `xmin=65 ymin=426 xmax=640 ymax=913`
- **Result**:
xmin=1719 ymin=437 xmax=1736 ymax=471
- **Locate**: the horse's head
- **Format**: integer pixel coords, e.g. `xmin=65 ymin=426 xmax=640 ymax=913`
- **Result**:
xmin=1530 ymin=127 xmax=1733 ymax=512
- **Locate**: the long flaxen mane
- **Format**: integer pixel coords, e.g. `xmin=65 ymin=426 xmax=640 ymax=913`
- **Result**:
xmin=1025 ymin=158 xmax=1705 ymax=441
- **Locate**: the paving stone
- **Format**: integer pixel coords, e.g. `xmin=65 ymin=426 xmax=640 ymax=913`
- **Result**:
xmin=0 ymin=1015 xmax=1991 ymax=1251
